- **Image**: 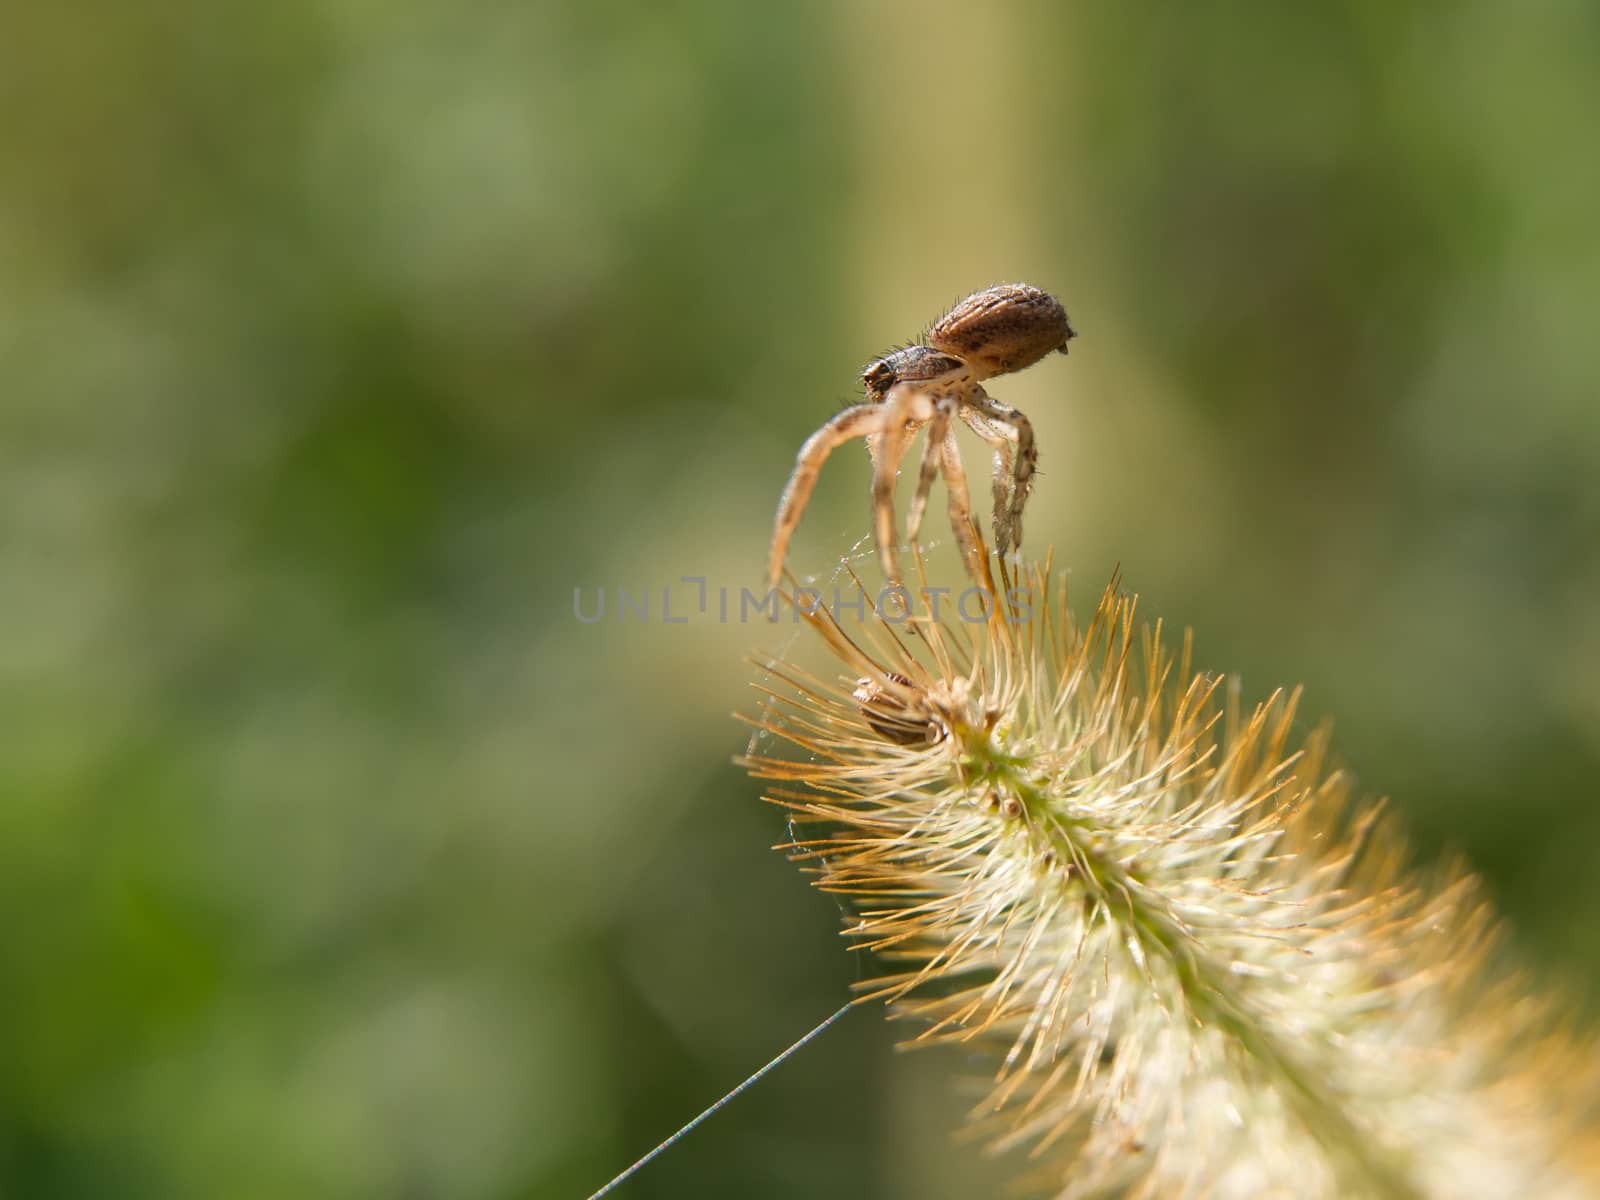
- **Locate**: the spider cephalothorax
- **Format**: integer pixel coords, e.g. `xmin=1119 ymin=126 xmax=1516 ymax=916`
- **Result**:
xmin=861 ymin=345 xmax=969 ymax=403
xmin=767 ymin=283 xmax=1074 ymax=591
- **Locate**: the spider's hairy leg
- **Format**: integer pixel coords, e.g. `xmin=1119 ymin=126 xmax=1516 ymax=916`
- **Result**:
xmin=871 ymin=383 xmax=933 ymax=592
xmin=937 ymin=425 xmax=983 ymax=581
xmin=963 ymin=389 xmax=1037 ymax=556
xmin=766 ymin=403 xmax=894 ymax=591
xmin=905 ymin=395 xmax=956 ymax=546
xmin=960 ymin=408 xmax=1017 ymax=557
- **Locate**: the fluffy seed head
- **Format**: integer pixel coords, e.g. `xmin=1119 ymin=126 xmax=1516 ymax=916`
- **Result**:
xmin=743 ymin=560 xmax=1600 ymax=1199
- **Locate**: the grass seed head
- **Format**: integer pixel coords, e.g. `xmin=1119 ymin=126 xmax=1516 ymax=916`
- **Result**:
xmin=742 ymin=560 xmax=1600 ymax=1199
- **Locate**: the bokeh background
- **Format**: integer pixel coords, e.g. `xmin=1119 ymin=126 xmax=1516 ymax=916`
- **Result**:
xmin=3 ymin=3 xmax=1599 ymax=1197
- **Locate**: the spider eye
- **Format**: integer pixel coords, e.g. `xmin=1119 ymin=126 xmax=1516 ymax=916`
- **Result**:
xmin=862 ymin=361 xmax=896 ymax=399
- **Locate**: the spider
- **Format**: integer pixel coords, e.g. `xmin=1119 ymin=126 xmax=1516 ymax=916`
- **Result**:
xmin=766 ymin=283 xmax=1074 ymax=593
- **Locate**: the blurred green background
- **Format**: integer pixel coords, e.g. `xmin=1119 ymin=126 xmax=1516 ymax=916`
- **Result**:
xmin=3 ymin=2 xmax=1599 ymax=1197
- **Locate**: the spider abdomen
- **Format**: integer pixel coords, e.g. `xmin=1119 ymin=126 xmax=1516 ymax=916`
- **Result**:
xmin=928 ymin=283 xmax=1075 ymax=380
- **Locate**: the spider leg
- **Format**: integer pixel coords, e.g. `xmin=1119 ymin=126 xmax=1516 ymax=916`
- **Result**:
xmin=938 ymin=424 xmax=983 ymax=582
xmin=767 ymin=402 xmax=894 ymax=591
xmin=962 ymin=388 xmax=1037 ymax=556
xmin=871 ymin=384 xmax=934 ymax=592
xmin=959 ymin=408 xmax=1016 ymax=556
xmin=905 ymin=395 xmax=956 ymax=546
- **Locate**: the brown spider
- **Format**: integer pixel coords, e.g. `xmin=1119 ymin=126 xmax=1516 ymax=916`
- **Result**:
xmin=767 ymin=283 xmax=1074 ymax=592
